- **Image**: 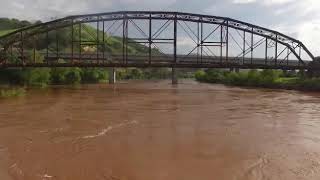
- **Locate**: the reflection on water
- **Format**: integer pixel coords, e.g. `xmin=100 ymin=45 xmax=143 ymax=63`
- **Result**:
xmin=1 ymin=80 xmax=320 ymax=179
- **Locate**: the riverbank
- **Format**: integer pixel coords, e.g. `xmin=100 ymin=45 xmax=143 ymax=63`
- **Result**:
xmin=0 ymin=88 xmax=26 ymax=98
xmin=0 ymin=67 xmax=108 ymax=98
xmin=0 ymin=67 xmax=196 ymax=98
xmin=195 ymin=69 xmax=320 ymax=91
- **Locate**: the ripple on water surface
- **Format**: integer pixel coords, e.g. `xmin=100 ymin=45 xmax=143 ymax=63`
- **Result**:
xmin=0 ymin=80 xmax=320 ymax=180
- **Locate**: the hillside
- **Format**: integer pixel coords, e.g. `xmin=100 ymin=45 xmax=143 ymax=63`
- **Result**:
xmin=0 ymin=18 xmax=32 ymax=36
xmin=0 ymin=18 xmax=160 ymax=56
xmin=0 ymin=18 xmax=32 ymax=30
xmin=0 ymin=29 xmax=15 ymax=36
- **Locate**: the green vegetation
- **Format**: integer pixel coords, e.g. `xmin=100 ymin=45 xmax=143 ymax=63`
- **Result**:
xmin=0 ymin=18 xmax=161 ymax=61
xmin=0 ymin=18 xmax=33 ymax=36
xmin=117 ymin=68 xmax=171 ymax=80
xmin=0 ymin=29 xmax=16 ymax=36
xmin=116 ymin=68 xmax=195 ymax=80
xmin=0 ymin=18 xmax=32 ymax=30
xmin=0 ymin=18 xmax=191 ymax=98
xmin=0 ymin=19 xmax=168 ymax=89
xmin=0 ymin=67 xmax=184 ymax=88
xmin=0 ymin=68 xmax=109 ymax=87
xmin=195 ymin=69 xmax=320 ymax=91
xmin=0 ymin=88 xmax=26 ymax=98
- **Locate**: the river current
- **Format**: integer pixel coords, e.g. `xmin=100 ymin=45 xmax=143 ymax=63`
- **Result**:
xmin=1 ymin=80 xmax=320 ymax=180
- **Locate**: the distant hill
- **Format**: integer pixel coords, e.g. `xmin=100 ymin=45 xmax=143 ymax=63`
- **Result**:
xmin=0 ymin=18 xmax=35 ymax=36
xmin=0 ymin=18 xmax=32 ymax=30
xmin=0 ymin=18 xmax=160 ymax=56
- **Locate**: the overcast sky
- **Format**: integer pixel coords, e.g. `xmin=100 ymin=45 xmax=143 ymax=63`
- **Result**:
xmin=0 ymin=0 xmax=319 ymax=56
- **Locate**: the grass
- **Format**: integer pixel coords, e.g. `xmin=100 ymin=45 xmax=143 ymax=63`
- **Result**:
xmin=0 ymin=29 xmax=16 ymax=36
xmin=0 ymin=88 xmax=26 ymax=98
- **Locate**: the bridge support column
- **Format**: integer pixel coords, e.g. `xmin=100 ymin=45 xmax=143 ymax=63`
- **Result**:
xmin=109 ymin=68 xmax=116 ymax=84
xmin=172 ymin=68 xmax=178 ymax=85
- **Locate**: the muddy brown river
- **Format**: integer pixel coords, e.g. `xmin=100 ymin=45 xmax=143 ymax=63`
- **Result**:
xmin=1 ymin=80 xmax=320 ymax=180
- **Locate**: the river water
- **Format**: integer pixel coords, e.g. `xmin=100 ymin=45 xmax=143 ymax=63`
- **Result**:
xmin=1 ymin=80 xmax=320 ymax=180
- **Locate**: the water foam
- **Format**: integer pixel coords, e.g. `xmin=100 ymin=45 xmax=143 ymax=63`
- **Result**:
xmin=82 ymin=120 xmax=138 ymax=139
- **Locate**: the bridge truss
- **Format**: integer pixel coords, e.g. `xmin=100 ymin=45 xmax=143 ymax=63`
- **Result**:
xmin=0 ymin=11 xmax=315 ymax=69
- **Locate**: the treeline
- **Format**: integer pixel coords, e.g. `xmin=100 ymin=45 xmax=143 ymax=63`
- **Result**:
xmin=0 ymin=18 xmax=35 ymax=31
xmin=0 ymin=68 xmax=108 ymax=87
xmin=195 ymin=69 xmax=320 ymax=91
xmin=0 ymin=17 xmax=161 ymax=55
xmin=0 ymin=18 xmax=40 ymax=36
xmin=0 ymin=67 xmax=191 ymax=87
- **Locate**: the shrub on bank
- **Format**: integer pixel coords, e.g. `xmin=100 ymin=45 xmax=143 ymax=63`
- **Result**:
xmin=24 ymin=68 xmax=51 ymax=87
xmin=81 ymin=68 xmax=108 ymax=83
xmin=194 ymin=70 xmax=206 ymax=82
xmin=65 ymin=68 xmax=82 ymax=84
xmin=117 ymin=68 xmax=145 ymax=80
xmin=194 ymin=69 xmax=320 ymax=90
xmin=247 ymin=70 xmax=261 ymax=86
xmin=0 ymin=88 xmax=26 ymax=98
xmin=298 ymin=78 xmax=320 ymax=91
xmin=205 ymin=69 xmax=225 ymax=83
xmin=0 ymin=68 xmax=50 ymax=87
xmin=224 ymin=71 xmax=248 ymax=86
xmin=51 ymin=68 xmax=82 ymax=84
xmin=0 ymin=67 xmax=110 ymax=86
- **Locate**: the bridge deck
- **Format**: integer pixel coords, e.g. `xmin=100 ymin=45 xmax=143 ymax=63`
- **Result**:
xmin=1 ymin=54 xmax=310 ymax=70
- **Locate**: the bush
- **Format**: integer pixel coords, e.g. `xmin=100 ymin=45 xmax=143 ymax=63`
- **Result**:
xmin=145 ymin=68 xmax=171 ymax=79
xmin=51 ymin=68 xmax=82 ymax=84
xmin=50 ymin=68 xmax=68 ymax=84
xmin=65 ymin=69 xmax=82 ymax=84
xmin=194 ymin=70 xmax=206 ymax=82
xmin=0 ymin=68 xmax=25 ymax=84
xmin=24 ymin=68 xmax=51 ymax=87
xmin=0 ymin=88 xmax=26 ymax=98
xmin=223 ymin=71 xmax=248 ymax=85
xmin=204 ymin=69 xmax=224 ymax=83
xmin=129 ymin=68 xmax=144 ymax=79
xmin=259 ymin=70 xmax=281 ymax=85
xmin=195 ymin=69 xmax=297 ymax=89
xmin=0 ymin=68 xmax=50 ymax=87
xmin=117 ymin=68 xmax=145 ymax=80
xmin=247 ymin=70 xmax=261 ymax=85
xmin=298 ymin=78 xmax=320 ymax=91
xmin=82 ymin=68 xmax=108 ymax=83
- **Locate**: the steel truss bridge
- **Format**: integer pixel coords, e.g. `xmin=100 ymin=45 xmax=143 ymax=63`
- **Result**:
xmin=0 ymin=11 xmax=317 ymax=70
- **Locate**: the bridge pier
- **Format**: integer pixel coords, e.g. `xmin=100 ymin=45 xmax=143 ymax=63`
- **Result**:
xmin=172 ymin=68 xmax=178 ymax=84
xmin=108 ymin=68 xmax=116 ymax=84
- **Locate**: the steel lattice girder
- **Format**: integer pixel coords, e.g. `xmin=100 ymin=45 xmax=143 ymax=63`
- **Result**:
xmin=0 ymin=11 xmax=315 ymax=65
